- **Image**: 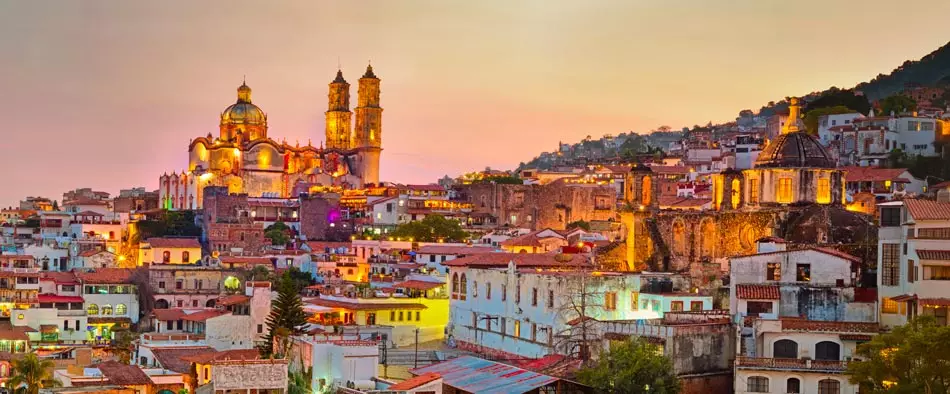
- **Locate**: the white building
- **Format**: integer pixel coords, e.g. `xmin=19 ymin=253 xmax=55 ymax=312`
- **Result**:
xmin=77 ymin=268 xmax=140 ymax=342
xmin=817 ymin=112 xmax=863 ymax=145
xmin=877 ymin=199 xmax=950 ymax=328
xmin=204 ymin=281 xmax=272 ymax=350
xmin=415 ymin=244 xmax=497 ymax=275
xmin=288 ymin=336 xmax=379 ymax=392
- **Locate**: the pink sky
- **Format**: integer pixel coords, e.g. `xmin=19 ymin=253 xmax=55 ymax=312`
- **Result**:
xmin=1 ymin=1 xmax=949 ymax=207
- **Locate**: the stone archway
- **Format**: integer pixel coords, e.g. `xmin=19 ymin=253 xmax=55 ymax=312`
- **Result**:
xmin=154 ymin=299 xmax=170 ymax=309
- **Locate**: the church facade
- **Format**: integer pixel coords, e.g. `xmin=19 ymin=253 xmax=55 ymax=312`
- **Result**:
xmin=159 ymin=65 xmax=383 ymax=210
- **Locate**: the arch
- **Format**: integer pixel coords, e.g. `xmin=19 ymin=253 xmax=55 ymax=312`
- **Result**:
xmin=815 ymin=341 xmax=841 ymax=360
xmin=162 ymin=251 xmax=171 ymax=263
xmin=182 ymin=251 xmax=190 ymax=263
xmin=154 ymin=299 xmax=170 ymax=309
xmin=731 ymin=178 xmax=741 ymax=209
xmin=206 ymin=299 xmax=216 ymax=307
xmin=699 ymin=218 xmax=717 ymax=258
xmin=786 ymin=378 xmax=801 ymax=394
xmin=773 ymin=339 xmax=798 ymax=358
xmin=739 ymin=224 xmax=756 ymax=251
xmin=101 ymin=304 xmax=113 ymax=315
xmin=452 ymin=273 xmax=459 ymax=298
xmin=115 ymin=304 xmax=127 ymax=315
xmin=671 ymin=219 xmax=687 ymax=257
xmin=818 ymin=379 xmax=841 ymax=394
xmin=641 ymin=175 xmax=652 ymax=205
xmin=460 ymin=273 xmax=468 ymax=300
xmin=86 ymin=304 xmax=99 ymax=315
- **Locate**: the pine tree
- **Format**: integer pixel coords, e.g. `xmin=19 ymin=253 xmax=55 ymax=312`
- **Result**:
xmin=259 ymin=272 xmax=308 ymax=357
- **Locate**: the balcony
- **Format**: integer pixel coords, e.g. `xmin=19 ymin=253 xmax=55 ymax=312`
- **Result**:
xmin=736 ymin=356 xmax=848 ymax=372
xmin=57 ymin=309 xmax=86 ymax=317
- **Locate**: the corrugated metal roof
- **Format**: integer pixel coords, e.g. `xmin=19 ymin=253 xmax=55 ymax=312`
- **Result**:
xmin=410 ymin=356 xmax=558 ymax=393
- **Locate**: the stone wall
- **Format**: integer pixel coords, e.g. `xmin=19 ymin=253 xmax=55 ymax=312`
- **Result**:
xmin=300 ymin=193 xmax=351 ymax=241
xmin=212 ymin=361 xmax=288 ymax=390
xmin=458 ymin=181 xmax=616 ymax=230
xmin=680 ymin=372 xmax=733 ymax=394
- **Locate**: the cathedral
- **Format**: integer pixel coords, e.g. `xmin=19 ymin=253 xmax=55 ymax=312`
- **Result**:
xmin=159 ymin=65 xmax=383 ymax=210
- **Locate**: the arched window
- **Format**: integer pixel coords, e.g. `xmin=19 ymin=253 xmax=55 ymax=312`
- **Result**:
xmin=101 ymin=305 xmax=113 ymax=315
xmin=786 ymin=378 xmax=801 ymax=394
xmin=155 ymin=299 xmax=169 ymax=309
xmin=182 ymin=251 xmax=190 ymax=263
xmin=773 ymin=339 xmax=798 ymax=358
xmin=747 ymin=376 xmax=769 ymax=393
xmin=818 ymin=379 xmax=840 ymax=394
xmin=731 ymin=178 xmax=741 ymax=209
xmin=700 ymin=219 xmax=717 ymax=257
xmin=672 ymin=220 xmax=687 ymax=256
xmin=162 ymin=251 xmax=171 ymax=263
xmin=115 ymin=304 xmax=127 ymax=315
xmin=460 ymin=274 xmax=468 ymax=300
xmin=87 ymin=304 xmax=99 ymax=315
xmin=486 ymin=282 xmax=492 ymax=300
xmin=452 ymin=273 xmax=459 ymax=299
xmin=815 ymin=341 xmax=841 ymax=361
xmin=641 ymin=176 xmax=652 ymax=205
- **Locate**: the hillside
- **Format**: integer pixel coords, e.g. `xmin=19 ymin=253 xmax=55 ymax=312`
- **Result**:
xmin=856 ymin=41 xmax=950 ymax=101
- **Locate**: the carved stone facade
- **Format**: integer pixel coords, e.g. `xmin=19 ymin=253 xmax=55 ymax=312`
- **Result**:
xmin=457 ymin=181 xmax=617 ymax=230
xmin=210 ymin=361 xmax=288 ymax=392
xmin=201 ymin=187 xmax=267 ymax=253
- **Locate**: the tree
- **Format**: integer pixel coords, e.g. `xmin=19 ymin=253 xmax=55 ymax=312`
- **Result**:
xmin=390 ymin=214 xmax=469 ymax=242
xmin=259 ymin=272 xmax=308 ymax=357
xmin=50 ymin=200 xmax=58 ymax=211
xmin=555 ymin=270 xmax=606 ymax=362
xmin=7 ymin=353 xmax=61 ymax=394
xmin=567 ymin=220 xmax=591 ymax=231
xmin=847 ymin=316 xmax=950 ymax=393
xmin=878 ymin=94 xmax=918 ymax=116
xmin=282 ymin=267 xmax=316 ymax=294
xmin=576 ymin=337 xmax=681 ymax=394
xmin=110 ymin=328 xmax=136 ymax=364
xmin=804 ymin=105 xmax=856 ymax=135
xmin=265 ymin=221 xmax=292 ymax=247
xmin=804 ymin=87 xmax=871 ymax=115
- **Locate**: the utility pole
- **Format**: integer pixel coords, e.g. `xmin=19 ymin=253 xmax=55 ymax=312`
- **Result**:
xmin=414 ymin=328 xmax=420 ymax=369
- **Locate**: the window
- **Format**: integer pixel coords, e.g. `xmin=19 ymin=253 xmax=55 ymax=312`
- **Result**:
xmin=473 ymin=281 xmax=478 ymax=298
xmin=773 ymin=339 xmax=798 ymax=358
xmin=924 ymin=265 xmax=950 ymax=280
xmin=390 ymin=311 xmax=395 ymax=321
xmin=415 ymin=311 xmax=420 ymax=321
xmin=115 ymin=304 xmax=127 ymax=315
xmin=749 ymin=178 xmax=759 ymax=204
xmin=177 ymin=300 xmax=183 ymax=307
xmin=486 ymin=282 xmax=492 ymax=300
xmin=690 ymin=301 xmax=703 ymax=311
xmin=777 ymin=178 xmax=793 ymax=203
xmin=531 ymin=288 xmax=538 ymax=306
xmin=176 ymin=280 xmax=183 ymax=290
xmin=547 ymin=290 xmax=554 ymax=308
xmin=398 ymin=311 xmax=404 ymax=321
xmin=162 ymin=251 xmax=170 ymax=263
xmin=796 ymin=264 xmax=811 ymax=282
xmin=817 ymin=178 xmax=831 ymax=204
xmin=786 ymin=378 xmax=801 ymax=394
xmin=630 ymin=292 xmax=639 ymax=311
xmin=746 ymin=301 xmax=773 ymax=316
xmin=531 ymin=323 xmax=537 ymax=341
xmin=182 ymin=251 xmax=190 ymax=263
xmin=101 ymin=305 xmax=113 ymax=315
xmin=818 ymin=379 xmax=840 ymax=394
xmin=670 ymin=301 xmax=683 ymax=311
xmin=192 ymin=300 xmax=198 ymax=307
xmin=918 ymin=227 xmax=950 ymax=239
xmin=513 ymin=320 xmax=521 ymax=338
xmin=451 ymin=273 xmax=459 ymax=299
xmin=880 ymin=207 xmax=901 ymax=227
xmin=86 ymin=304 xmax=98 ymax=315
xmin=459 ymin=274 xmax=467 ymax=300
xmin=767 ymin=263 xmax=781 ymax=281
xmin=747 ymin=376 xmax=769 ymax=392
xmin=158 ymin=281 xmax=165 ymax=289
xmin=501 ymin=284 xmax=507 ymax=301
xmin=515 ymin=283 xmax=521 ymax=304
xmin=882 ymin=244 xmax=900 ymax=286
xmin=908 ymin=259 xmax=916 ymax=283
xmin=881 ymin=297 xmax=898 ymax=314
xmin=604 ymin=292 xmax=618 ymax=311
xmin=815 ymin=341 xmax=841 ymax=361
xmin=429 ymin=255 xmax=435 ymax=263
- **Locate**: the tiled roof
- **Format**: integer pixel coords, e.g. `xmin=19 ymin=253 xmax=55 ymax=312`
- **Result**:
xmin=735 ymin=284 xmax=780 ymax=300
xmin=918 ymin=250 xmax=950 ymax=260
xmin=151 ymin=347 xmax=217 ymax=373
xmin=443 ymin=253 xmax=591 ymax=268
xmin=841 ymin=166 xmax=910 ymax=182
xmin=388 ymin=373 xmax=441 ymax=390
xmin=648 ymin=165 xmax=690 ymax=175
xmin=416 ymin=245 xmax=497 ymax=255
xmin=732 ymin=247 xmax=861 ymax=264
xmin=95 ymin=360 xmax=152 ymax=386
xmin=780 ymin=319 xmax=880 ymax=334
xmin=393 ymin=280 xmax=444 ymax=291
xmin=409 ymin=356 xmax=559 ymax=393
xmin=216 ymin=295 xmax=250 ymax=306
xmin=79 ymin=249 xmax=112 ymax=258
xmin=150 ymin=309 xmax=186 ymax=321
xmin=41 ymin=271 xmax=78 ymax=285
xmin=182 ymin=349 xmax=262 ymax=364
xmin=219 ymin=256 xmax=273 ymax=265
xmin=76 ymin=268 xmax=135 ymax=284
xmin=181 ymin=310 xmax=227 ymax=322
xmin=145 ymin=237 xmax=201 ymax=249
xmin=905 ymin=199 xmax=950 ymax=221
xmin=919 ymin=298 xmax=950 ymax=307
xmin=304 ymin=241 xmax=350 ymax=252
xmin=37 ymin=294 xmax=84 ymax=303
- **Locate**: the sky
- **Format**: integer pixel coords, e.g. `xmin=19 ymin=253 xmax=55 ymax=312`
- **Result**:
xmin=1 ymin=0 xmax=950 ymax=207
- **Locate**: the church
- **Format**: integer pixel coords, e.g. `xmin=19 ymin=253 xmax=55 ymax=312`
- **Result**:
xmin=159 ymin=65 xmax=383 ymax=210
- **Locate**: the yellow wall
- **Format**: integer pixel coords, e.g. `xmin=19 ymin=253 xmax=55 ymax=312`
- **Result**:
xmin=150 ymin=246 xmax=202 ymax=265
xmin=355 ymin=298 xmax=449 ymax=330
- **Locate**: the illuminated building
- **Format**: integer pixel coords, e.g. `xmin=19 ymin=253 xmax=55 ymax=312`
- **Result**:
xmin=159 ymin=65 xmax=384 ymax=210
xmin=76 ymin=269 xmax=139 ymax=343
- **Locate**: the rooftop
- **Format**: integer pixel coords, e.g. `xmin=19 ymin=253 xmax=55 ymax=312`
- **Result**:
xmin=76 ymin=268 xmax=136 ymax=284
xmin=905 ymin=199 xmax=950 ymax=221
xmin=151 ymin=346 xmax=217 ymax=373
xmin=144 ymin=237 xmax=201 ymax=249
xmin=444 ymin=252 xmax=590 ymax=268
xmin=409 ymin=356 xmax=562 ymax=393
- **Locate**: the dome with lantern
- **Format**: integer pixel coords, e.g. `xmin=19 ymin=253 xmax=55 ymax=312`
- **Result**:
xmin=220 ymin=82 xmax=267 ymax=126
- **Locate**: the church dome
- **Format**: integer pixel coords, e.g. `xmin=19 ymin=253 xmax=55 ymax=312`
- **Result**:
xmin=754 ymin=131 xmax=834 ymax=168
xmin=221 ymin=82 xmax=266 ymax=126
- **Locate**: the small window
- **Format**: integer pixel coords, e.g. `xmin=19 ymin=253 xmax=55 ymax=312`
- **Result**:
xmin=818 ymin=379 xmax=840 ymax=394
xmin=486 ymin=282 xmax=492 ymax=300
xmin=747 ymin=376 xmax=769 ymax=393
xmin=513 ymin=320 xmax=521 ymax=337
xmin=415 ymin=311 xmax=420 ymax=321
xmin=87 ymin=304 xmax=99 ymax=315
xmin=604 ymin=292 xmax=617 ymax=310
xmin=690 ymin=301 xmax=703 ymax=311
xmin=767 ymin=263 xmax=781 ymax=281
xmin=547 ymin=290 xmax=554 ymax=308
xmin=501 ymin=284 xmax=507 ymax=301
xmin=162 ymin=251 xmax=170 ymax=263
xmin=257 ymin=324 xmax=263 ymax=334
xmin=773 ymin=339 xmax=798 ymax=358
xmin=531 ymin=288 xmax=538 ymax=306
xmin=796 ymin=264 xmax=811 ymax=282
xmin=182 ymin=251 xmax=190 ymax=263
xmin=670 ymin=301 xmax=683 ymax=311
xmin=473 ymin=281 xmax=478 ymax=298
xmin=787 ymin=378 xmax=801 ymax=393
xmin=115 ymin=304 xmax=127 ymax=315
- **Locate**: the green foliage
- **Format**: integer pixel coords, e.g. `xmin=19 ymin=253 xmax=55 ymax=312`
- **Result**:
xmin=847 ymin=316 xmax=950 ymax=393
xmin=259 ymin=272 xmax=308 ymax=358
xmin=246 ymin=265 xmax=273 ymax=282
xmin=135 ymin=210 xmax=202 ymax=241
xmin=110 ymin=329 xmax=136 ymax=364
xmin=391 ymin=214 xmax=469 ymax=242
xmin=878 ymin=95 xmax=918 ymax=116
xmin=576 ymin=338 xmax=681 ymax=394
xmin=857 ymin=42 xmax=950 ymax=100
xmin=265 ymin=221 xmax=292 ymax=247
xmin=8 ymin=353 xmax=61 ymax=394
xmin=282 ymin=267 xmax=316 ymax=294
xmin=804 ymin=106 xmax=856 ymax=135
xmin=887 ymin=152 xmax=950 ymax=184
xmin=288 ymin=369 xmax=312 ymax=394
xmin=804 ymin=87 xmax=871 ymax=115
xmin=567 ymin=220 xmax=591 ymax=231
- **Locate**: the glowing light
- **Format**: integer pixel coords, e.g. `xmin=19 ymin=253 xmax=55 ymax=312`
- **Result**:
xmin=199 ymin=173 xmax=213 ymax=181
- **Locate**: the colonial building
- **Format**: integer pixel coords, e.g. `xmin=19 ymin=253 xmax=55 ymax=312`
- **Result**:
xmin=159 ymin=65 xmax=384 ymax=210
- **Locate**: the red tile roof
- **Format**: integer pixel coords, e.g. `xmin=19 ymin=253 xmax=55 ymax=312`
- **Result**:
xmin=304 ymin=241 xmax=350 ymax=252
xmin=37 ymin=294 xmax=84 ymax=303
xmin=416 ymin=245 xmax=497 ymax=255
xmin=151 ymin=347 xmax=217 ymax=373
xmin=393 ymin=280 xmax=444 ymax=291
xmin=918 ymin=250 xmax=950 ymax=260
xmin=79 ymin=249 xmax=112 ymax=258
xmin=500 ymin=230 xmax=566 ymax=248
xmin=842 ymin=166 xmax=911 ymax=183
xmin=181 ymin=310 xmax=227 ymax=322
xmin=182 ymin=349 xmax=262 ymax=364
xmin=145 ymin=237 xmax=201 ymax=249
xmin=905 ymin=199 xmax=950 ymax=221
xmin=76 ymin=268 xmax=136 ymax=284
xmin=735 ymin=284 xmax=780 ymax=300
xmin=919 ymin=298 xmax=950 ymax=307
xmin=216 ymin=295 xmax=250 ymax=306
xmin=150 ymin=309 xmax=186 ymax=321
xmin=94 ymin=360 xmax=152 ymax=386
xmin=306 ymin=298 xmax=427 ymax=311
xmin=648 ymin=165 xmax=690 ymax=175
xmin=41 ymin=271 xmax=78 ymax=285
xmin=72 ymin=210 xmax=104 ymax=217
xmin=780 ymin=319 xmax=879 ymax=334
xmin=443 ymin=253 xmax=591 ymax=268
xmin=388 ymin=373 xmax=441 ymax=390
xmin=219 ymin=256 xmax=273 ymax=266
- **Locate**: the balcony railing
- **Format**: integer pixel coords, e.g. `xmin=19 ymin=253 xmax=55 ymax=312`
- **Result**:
xmin=736 ymin=356 xmax=847 ymax=372
xmin=57 ymin=309 xmax=86 ymax=317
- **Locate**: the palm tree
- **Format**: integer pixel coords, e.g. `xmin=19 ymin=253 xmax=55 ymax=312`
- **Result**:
xmin=7 ymin=353 xmax=61 ymax=394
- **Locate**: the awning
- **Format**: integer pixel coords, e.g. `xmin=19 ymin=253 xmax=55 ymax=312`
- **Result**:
xmin=890 ymin=294 xmax=917 ymax=302
xmin=919 ymin=298 xmax=950 ymax=307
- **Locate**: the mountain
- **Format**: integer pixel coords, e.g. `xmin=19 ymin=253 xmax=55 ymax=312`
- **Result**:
xmin=856 ymin=41 xmax=950 ymax=101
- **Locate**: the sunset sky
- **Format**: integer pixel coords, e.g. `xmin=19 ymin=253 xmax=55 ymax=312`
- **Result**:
xmin=2 ymin=0 xmax=949 ymax=206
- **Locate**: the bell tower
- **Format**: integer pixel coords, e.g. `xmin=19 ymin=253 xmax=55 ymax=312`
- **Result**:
xmin=354 ymin=63 xmax=383 ymax=185
xmin=325 ymin=70 xmax=353 ymax=150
